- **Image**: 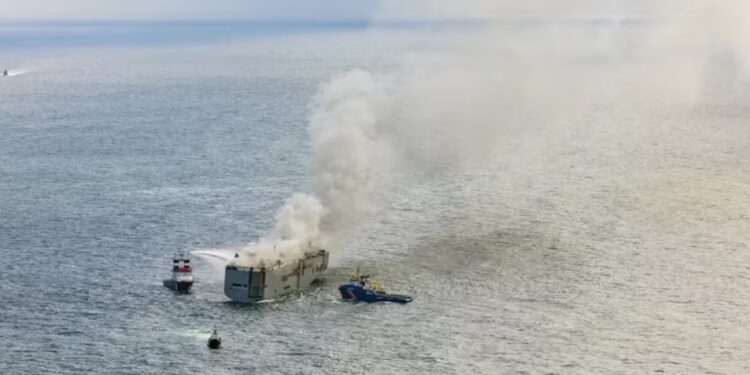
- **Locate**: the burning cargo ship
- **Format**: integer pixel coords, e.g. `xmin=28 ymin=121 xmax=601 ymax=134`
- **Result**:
xmin=224 ymin=249 xmax=329 ymax=303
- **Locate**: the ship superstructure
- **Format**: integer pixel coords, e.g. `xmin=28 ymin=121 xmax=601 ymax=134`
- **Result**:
xmin=224 ymin=249 xmax=329 ymax=303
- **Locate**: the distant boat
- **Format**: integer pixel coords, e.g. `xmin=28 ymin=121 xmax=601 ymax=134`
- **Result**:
xmin=163 ymin=252 xmax=194 ymax=292
xmin=2 ymin=70 xmax=7 ymax=77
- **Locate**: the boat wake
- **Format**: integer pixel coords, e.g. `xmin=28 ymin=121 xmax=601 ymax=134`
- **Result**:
xmin=176 ymin=328 xmax=214 ymax=340
xmin=5 ymin=69 xmax=31 ymax=77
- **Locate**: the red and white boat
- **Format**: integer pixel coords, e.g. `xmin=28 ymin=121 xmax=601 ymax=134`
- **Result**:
xmin=163 ymin=252 xmax=194 ymax=292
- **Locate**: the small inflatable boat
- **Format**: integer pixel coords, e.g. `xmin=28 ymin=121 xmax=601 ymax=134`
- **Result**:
xmin=207 ymin=329 xmax=222 ymax=349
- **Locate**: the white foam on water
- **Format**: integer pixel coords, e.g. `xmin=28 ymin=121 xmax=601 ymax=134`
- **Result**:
xmin=5 ymin=68 xmax=31 ymax=77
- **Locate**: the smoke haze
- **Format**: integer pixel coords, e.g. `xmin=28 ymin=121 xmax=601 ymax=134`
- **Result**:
xmin=221 ymin=0 xmax=748 ymax=268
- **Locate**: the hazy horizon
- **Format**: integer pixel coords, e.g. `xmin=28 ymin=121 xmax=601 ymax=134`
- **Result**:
xmin=0 ymin=0 xmax=685 ymax=21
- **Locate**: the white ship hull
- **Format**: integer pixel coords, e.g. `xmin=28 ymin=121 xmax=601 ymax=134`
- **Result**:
xmin=224 ymin=250 xmax=329 ymax=303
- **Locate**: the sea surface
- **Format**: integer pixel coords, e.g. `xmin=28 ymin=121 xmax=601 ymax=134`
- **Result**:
xmin=1 ymin=22 xmax=749 ymax=374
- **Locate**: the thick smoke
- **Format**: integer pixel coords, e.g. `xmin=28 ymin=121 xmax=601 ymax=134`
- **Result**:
xmin=228 ymin=70 xmax=383 ymax=268
xmin=223 ymin=0 xmax=749 ymax=268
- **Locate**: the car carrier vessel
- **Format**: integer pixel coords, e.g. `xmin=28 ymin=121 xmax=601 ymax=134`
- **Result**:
xmin=224 ymin=249 xmax=329 ymax=303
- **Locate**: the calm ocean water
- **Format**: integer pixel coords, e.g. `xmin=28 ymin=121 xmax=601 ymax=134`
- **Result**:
xmin=1 ymin=22 xmax=749 ymax=374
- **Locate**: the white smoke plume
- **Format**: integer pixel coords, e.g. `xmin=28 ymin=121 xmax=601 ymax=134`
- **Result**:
xmin=229 ymin=70 xmax=384 ymax=268
xmin=226 ymin=0 xmax=749 ymax=268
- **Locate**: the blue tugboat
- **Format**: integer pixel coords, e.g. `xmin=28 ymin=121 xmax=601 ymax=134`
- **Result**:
xmin=339 ymin=269 xmax=413 ymax=304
